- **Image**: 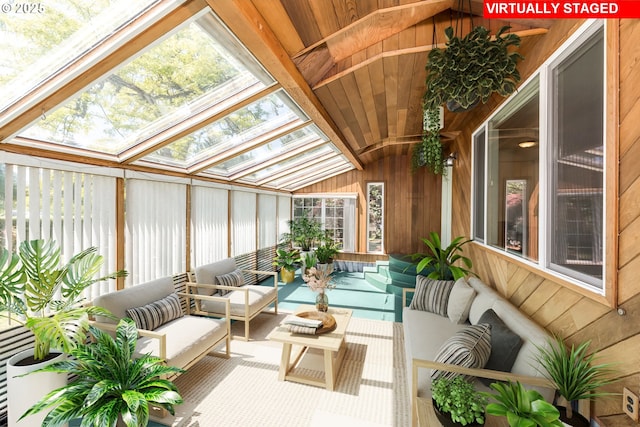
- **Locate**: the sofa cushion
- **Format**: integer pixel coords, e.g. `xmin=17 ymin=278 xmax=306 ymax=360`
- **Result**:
xmin=447 ymin=278 xmax=477 ymax=324
xmin=409 ymin=276 xmax=455 ymax=316
xmin=477 ymin=308 xmax=523 ymax=386
xmin=200 ymin=284 xmax=276 ymax=317
xmin=135 ymin=315 xmax=227 ymax=369
xmin=430 ymin=323 xmax=492 ymax=382
xmin=216 ymin=269 xmax=245 ymax=296
xmin=126 ymin=293 xmax=184 ymax=331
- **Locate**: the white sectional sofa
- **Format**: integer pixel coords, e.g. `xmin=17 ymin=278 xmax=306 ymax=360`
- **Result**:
xmin=403 ymin=276 xmax=555 ymax=426
xmin=92 ymin=273 xmax=231 ymax=378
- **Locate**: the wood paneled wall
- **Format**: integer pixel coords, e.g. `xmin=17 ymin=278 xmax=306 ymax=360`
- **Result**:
xmin=301 ymin=18 xmax=640 ymax=420
xmin=446 ymin=19 xmax=640 ymax=420
xmin=295 ymin=153 xmax=441 ymax=255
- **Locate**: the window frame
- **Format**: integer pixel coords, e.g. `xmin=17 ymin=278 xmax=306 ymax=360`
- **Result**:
xmin=366 ymin=182 xmax=385 ymax=254
xmin=470 ymin=19 xmax=616 ymax=305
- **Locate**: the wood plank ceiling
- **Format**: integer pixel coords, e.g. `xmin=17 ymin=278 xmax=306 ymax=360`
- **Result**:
xmin=251 ymin=0 xmax=552 ymax=166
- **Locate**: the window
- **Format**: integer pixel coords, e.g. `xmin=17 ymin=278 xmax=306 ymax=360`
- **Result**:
xmin=293 ymin=195 xmax=356 ymax=252
xmin=367 ymin=183 xmax=384 ymax=253
xmin=472 ymin=21 xmax=605 ymax=292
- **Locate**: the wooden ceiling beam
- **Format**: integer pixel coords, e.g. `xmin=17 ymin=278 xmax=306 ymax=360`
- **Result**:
xmin=205 ymin=0 xmax=363 ymax=170
xmin=314 ymin=28 xmax=548 ymax=90
xmin=450 ymin=0 xmax=553 ymax=29
xmin=292 ymin=0 xmax=454 ymax=63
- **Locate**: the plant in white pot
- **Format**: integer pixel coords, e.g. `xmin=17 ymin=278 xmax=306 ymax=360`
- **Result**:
xmin=0 ymin=239 xmax=127 ymax=427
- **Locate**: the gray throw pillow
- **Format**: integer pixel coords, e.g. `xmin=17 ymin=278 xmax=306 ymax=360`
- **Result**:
xmin=126 ymin=292 xmax=184 ymax=330
xmin=447 ymin=278 xmax=477 ymax=324
xmin=478 ymin=309 xmax=523 ymax=386
xmin=409 ymin=276 xmax=455 ymax=316
xmin=216 ymin=269 xmax=245 ymax=296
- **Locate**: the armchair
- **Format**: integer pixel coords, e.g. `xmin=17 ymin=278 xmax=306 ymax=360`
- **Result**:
xmin=188 ymin=258 xmax=278 ymax=341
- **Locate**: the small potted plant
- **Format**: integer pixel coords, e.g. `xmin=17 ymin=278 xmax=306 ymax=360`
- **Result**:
xmin=534 ymin=335 xmax=617 ymax=422
xmin=432 ymin=376 xmax=487 ymax=426
xmin=409 ymin=231 xmax=474 ymax=280
xmin=21 ymin=318 xmax=184 ymax=427
xmin=315 ymin=236 xmax=339 ymax=275
xmin=273 ymin=248 xmax=301 ymax=283
xmin=485 ymin=381 xmax=563 ymax=427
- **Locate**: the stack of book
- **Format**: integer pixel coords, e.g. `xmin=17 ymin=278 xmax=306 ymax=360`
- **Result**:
xmin=283 ymin=314 xmax=324 ymax=335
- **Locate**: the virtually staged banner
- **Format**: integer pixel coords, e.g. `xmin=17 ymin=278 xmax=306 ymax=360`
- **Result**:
xmin=483 ymin=1 xmax=639 ymax=18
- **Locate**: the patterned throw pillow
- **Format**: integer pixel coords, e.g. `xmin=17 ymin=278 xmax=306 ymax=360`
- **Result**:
xmin=430 ymin=323 xmax=492 ymax=382
xmin=409 ymin=276 xmax=455 ymax=316
xmin=216 ymin=269 xmax=245 ymax=296
xmin=126 ymin=293 xmax=184 ymax=331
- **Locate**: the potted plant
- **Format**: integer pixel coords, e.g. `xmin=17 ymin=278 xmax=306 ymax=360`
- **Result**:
xmin=412 ymin=106 xmax=445 ymax=175
xmin=409 ymin=232 xmax=474 ymax=280
xmin=282 ymin=217 xmax=324 ymax=252
xmin=315 ymin=236 xmax=339 ymax=274
xmin=273 ymin=248 xmax=301 ymax=284
xmin=21 ymin=318 xmax=184 ymax=427
xmin=485 ymin=381 xmax=564 ymax=427
xmin=1 ymin=239 xmax=127 ymax=427
xmin=424 ymin=25 xmax=524 ymax=113
xmin=303 ymin=252 xmax=318 ymax=272
xmin=431 ymin=376 xmax=487 ymax=426
xmin=534 ymin=335 xmax=617 ymax=423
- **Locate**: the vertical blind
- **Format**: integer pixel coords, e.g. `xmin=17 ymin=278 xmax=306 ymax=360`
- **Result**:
xmin=191 ymin=185 xmax=229 ymax=268
xmin=2 ymin=164 xmax=118 ymax=300
xmin=231 ymin=191 xmax=257 ymax=257
xmin=277 ymin=195 xmax=291 ymax=243
xmin=258 ymin=194 xmax=277 ymax=249
xmin=125 ymin=178 xmax=187 ymax=286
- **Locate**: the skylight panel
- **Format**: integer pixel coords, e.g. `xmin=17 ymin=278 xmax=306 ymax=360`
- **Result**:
xmin=0 ymin=0 xmax=165 ymax=115
xmin=17 ymin=12 xmax=274 ymax=155
xmin=142 ymin=90 xmax=307 ymax=168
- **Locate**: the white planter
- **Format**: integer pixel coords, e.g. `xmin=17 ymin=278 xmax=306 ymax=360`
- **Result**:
xmin=7 ymin=349 xmax=67 ymax=427
xmin=316 ymin=262 xmax=334 ymax=275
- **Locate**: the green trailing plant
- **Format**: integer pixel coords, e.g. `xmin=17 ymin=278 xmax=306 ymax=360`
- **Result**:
xmin=412 ymin=106 xmax=445 ymax=175
xmin=281 ymin=217 xmax=324 ymax=251
xmin=410 ymin=231 xmax=474 ymax=280
xmin=21 ymin=318 xmax=184 ymax=427
xmin=273 ymin=248 xmax=302 ymax=272
xmin=0 ymin=239 xmax=127 ymax=361
xmin=485 ymin=381 xmax=563 ymax=427
xmin=424 ymin=25 xmax=524 ymax=112
xmin=534 ymin=335 xmax=618 ymax=418
xmin=432 ymin=376 xmax=487 ymax=426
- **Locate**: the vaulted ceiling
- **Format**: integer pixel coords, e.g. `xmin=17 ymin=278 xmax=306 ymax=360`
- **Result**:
xmin=0 ymin=0 xmax=552 ymax=190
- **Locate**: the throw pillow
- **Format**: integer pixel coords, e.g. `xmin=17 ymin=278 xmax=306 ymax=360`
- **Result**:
xmin=216 ymin=269 xmax=245 ymax=296
xmin=447 ymin=278 xmax=477 ymax=324
xmin=409 ymin=276 xmax=455 ymax=316
xmin=478 ymin=309 xmax=524 ymax=386
xmin=126 ymin=293 xmax=184 ymax=331
xmin=430 ymin=323 xmax=491 ymax=381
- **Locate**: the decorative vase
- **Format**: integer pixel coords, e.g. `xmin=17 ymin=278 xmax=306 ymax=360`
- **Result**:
xmin=7 ymin=349 xmax=67 ymax=427
xmin=280 ymin=268 xmax=295 ymax=284
xmin=315 ymin=291 xmax=329 ymax=312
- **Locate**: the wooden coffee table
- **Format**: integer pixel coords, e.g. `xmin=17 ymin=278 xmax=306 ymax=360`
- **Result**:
xmin=267 ymin=305 xmax=352 ymax=391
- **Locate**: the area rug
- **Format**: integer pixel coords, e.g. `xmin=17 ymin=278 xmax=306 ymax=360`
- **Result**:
xmin=166 ymin=312 xmax=410 ymax=427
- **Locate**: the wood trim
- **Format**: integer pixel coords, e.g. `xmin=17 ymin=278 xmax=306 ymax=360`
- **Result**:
xmin=115 ymin=177 xmax=126 ymax=290
xmin=606 ymin=20 xmax=620 ymax=309
xmin=227 ymin=190 xmax=232 ymax=258
xmin=185 ymin=184 xmax=191 ymax=273
xmin=470 ymin=242 xmax=611 ymax=308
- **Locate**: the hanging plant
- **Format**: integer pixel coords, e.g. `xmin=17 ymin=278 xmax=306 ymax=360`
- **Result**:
xmin=412 ymin=105 xmax=445 ymax=175
xmin=423 ymin=25 xmax=524 ymax=112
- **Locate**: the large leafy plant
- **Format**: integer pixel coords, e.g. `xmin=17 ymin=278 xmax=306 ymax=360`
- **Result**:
xmin=410 ymin=232 xmax=474 ymax=280
xmin=432 ymin=376 xmax=487 ymax=426
xmin=273 ymin=248 xmax=302 ymax=272
xmin=281 ymin=217 xmax=324 ymax=251
xmin=0 ymin=239 xmax=127 ymax=360
xmin=485 ymin=381 xmax=563 ymax=427
xmin=424 ymin=26 xmax=523 ymax=112
xmin=21 ymin=318 xmax=183 ymax=427
xmin=534 ymin=335 xmax=617 ymax=418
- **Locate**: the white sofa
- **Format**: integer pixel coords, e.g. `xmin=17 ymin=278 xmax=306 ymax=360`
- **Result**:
xmin=403 ymin=276 xmax=555 ymax=426
xmin=92 ymin=273 xmax=231 ymax=378
xmin=189 ymin=258 xmax=278 ymax=341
